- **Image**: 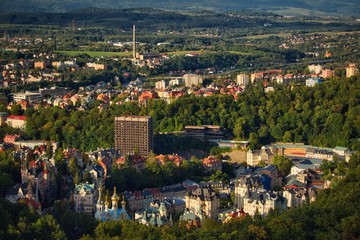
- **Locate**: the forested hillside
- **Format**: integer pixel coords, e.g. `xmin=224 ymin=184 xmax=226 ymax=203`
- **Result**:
xmin=1 ymin=0 xmax=359 ymax=16
xmin=19 ymin=75 xmax=360 ymax=151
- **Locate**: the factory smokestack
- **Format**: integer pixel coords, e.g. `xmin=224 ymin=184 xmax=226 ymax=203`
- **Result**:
xmin=133 ymin=25 xmax=136 ymax=61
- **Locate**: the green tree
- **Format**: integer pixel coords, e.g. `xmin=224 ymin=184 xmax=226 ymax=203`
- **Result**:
xmin=272 ymin=155 xmax=292 ymax=177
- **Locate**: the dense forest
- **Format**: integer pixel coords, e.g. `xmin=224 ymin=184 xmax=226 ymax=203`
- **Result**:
xmin=1 ymin=0 xmax=360 ymax=16
xmin=1 ymin=152 xmax=359 ymax=239
xmin=8 ymin=74 xmax=358 ymax=152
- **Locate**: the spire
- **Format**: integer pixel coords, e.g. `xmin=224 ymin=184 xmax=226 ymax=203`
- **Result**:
xmin=121 ymin=195 xmax=126 ymax=209
xmin=26 ymin=181 xmax=34 ymax=197
xmin=111 ymin=186 xmax=119 ymax=210
xmin=97 ymin=186 xmax=102 ymax=205
xmin=105 ymin=196 xmax=110 ymax=211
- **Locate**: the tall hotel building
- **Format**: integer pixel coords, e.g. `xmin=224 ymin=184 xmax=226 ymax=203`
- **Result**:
xmin=114 ymin=116 xmax=154 ymax=156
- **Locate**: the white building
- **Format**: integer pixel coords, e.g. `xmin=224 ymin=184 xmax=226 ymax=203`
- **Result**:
xmin=183 ymin=74 xmax=203 ymax=87
xmin=155 ymin=80 xmax=168 ymax=90
xmin=182 ymin=187 xmax=219 ymax=221
xmin=169 ymin=78 xmax=183 ymax=86
xmin=73 ymin=183 xmax=96 ymax=213
xmin=236 ymin=74 xmax=250 ymax=87
xmin=346 ymin=63 xmax=359 ymax=78
xmin=308 ymin=64 xmax=323 ymax=74
xmin=12 ymin=91 xmax=41 ymax=102
xmin=6 ymin=115 xmax=27 ymax=129
xmin=243 ymin=191 xmax=286 ymax=216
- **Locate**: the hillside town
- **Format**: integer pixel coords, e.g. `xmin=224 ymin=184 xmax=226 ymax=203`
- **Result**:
xmin=0 ymin=18 xmax=359 ymax=238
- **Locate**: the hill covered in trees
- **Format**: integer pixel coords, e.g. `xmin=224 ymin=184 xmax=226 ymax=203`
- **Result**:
xmin=1 ymin=0 xmax=359 ymax=16
xmin=18 ymin=75 xmax=360 ymax=152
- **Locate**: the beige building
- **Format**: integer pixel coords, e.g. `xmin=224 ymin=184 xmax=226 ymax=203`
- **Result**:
xmin=6 ymin=115 xmax=27 ymax=129
xmin=243 ymin=191 xmax=286 ymax=216
xmin=246 ymin=147 xmax=274 ymax=166
xmin=308 ymin=64 xmax=323 ymax=74
xmin=183 ymin=74 xmax=203 ymax=87
xmin=346 ymin=63 xmax=359 ymax=78
xmin=236 ymin=73 xmax=250 ymax=87
xmin=85 ymin=63 xmax=107 ymax=70
xmin=34 ymin=61 xmax=46 ymax=69
xmin=184 ymin=187 xmax=219 ymax=221
xmin=282 ymin=188 xmax=307 ymax=208
xmin=321 ymin=69 xmax=335 ymax=78
xmin=155 ymin=80 xmax=168 ymax=90
xmin=250 ymin=72 xmax=264 ymax=83
xmin=114 ymin=116 xmax=153 ymax=156
xmin=73 ymin=183 xmax=96 ymax=213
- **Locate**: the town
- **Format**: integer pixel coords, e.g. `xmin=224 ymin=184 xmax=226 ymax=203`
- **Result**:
xmin=0 ymin=8 xmax=360 ymax=240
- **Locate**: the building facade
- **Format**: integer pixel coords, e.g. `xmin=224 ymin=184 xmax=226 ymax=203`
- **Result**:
xmin=236 ymin=74 xmax=250 ymax=87
xmin=183 ymin=74 xmax=203 ymax=87
xmin=346 ymin=63 xmax=359 ymax=78
xmin=182 ymin=187 xmax=220 ymax=221
xmin=114 ymin=116 xmax=153 ymax=156
xmin=73 ymin=183 xmax=96 ymax=213
xmin=95 ymin=187 xmax=130 ymax=221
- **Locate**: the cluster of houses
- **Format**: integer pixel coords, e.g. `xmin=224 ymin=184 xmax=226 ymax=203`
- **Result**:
xmin=2 ymin=133 xmax=354 ymax=228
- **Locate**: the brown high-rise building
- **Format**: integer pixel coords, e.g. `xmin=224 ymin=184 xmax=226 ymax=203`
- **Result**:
xmin=114 ymin=116 xmax=153 ymax=156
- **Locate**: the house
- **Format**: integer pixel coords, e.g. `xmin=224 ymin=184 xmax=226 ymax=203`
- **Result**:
xmin=156 ymin=154 xmax=184 ymax=166
xmin=243 ymin=190 xmax=286 ymax=216
xmin=21 ymin=158 xmax=57 ymax=204
xmin=6 ymin=182 xmax=42 ymax=214
xmin=256 ymin=164 xmax=282 ymax=188
xmin=234 ymin=174 xmax=271 ymax=208
xmin=85 ymin=63 xmax=107 ymax=70
xmin=181 ymin=187 xmax=220 ymax=221
xmin=3 ymin=134 xmax=20 ymax=144
xmin=202 ymin=156 xmax=222 ymax=172
xmin=136 ymin=200 xmax=173 ymax=226
xmin=247 ymin=147 xmax=274 ymax=166
xmin=34 ymin=61 xmax=47 ymax=69
xmin=306 ymin=77 xmax=322 ymax=87
xmin=218 ymin=208 xmax=248 ymax=223
xmin=282 ymin=178 xmax=307 ymax=208
xmin=73 ymin=183 xmax=96 ymax=213
xmin=6 ymin=115 xmax=27 ymax=129
xmin=116 ymin=154 xmax=146 ymax=171
xmin=290 ymin=159 xmax=323 ymax=175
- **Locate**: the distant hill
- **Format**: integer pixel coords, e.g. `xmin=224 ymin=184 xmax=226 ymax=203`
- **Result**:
xmin=0 ymin=0 xmax=359 ymax=16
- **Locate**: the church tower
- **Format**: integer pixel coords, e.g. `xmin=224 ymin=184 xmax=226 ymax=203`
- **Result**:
xmin=96 ymin=187 xmax=103 ymax=213
xmin=111 ymin=187 xmax=119 ymax=210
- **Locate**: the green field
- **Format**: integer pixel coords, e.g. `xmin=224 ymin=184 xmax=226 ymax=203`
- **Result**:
xmin=57 ymin=51 xmax=132 ymax=57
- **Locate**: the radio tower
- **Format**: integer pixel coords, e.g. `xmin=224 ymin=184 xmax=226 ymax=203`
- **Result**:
xmin=132 ymin=25 xmax=136 ymax=61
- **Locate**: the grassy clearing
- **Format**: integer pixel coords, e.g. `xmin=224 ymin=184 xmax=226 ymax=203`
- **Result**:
xmin=242 ymin=30 xmax=360 ymax=40
xmin=57 ymin=51 xmax=132 ymax=57
xmin=166 ymin=50 xmax=211 ymax=55
xmin=243 ymin=33 xmax=292 ymax=39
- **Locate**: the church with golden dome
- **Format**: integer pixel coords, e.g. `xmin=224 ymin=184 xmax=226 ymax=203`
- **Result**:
xmin=95 ymin=187 xmax=130 ymax=221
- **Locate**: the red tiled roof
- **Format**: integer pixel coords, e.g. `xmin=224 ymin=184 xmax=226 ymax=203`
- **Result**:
xmin=22 ymin=198 xmax=40 ymax=209
xmin=202 ymin=156 xmax=221 ymax=166
xmin=7 ymin=115 xmax=27 ymax=121
xmin=29 ymin=160 xmax=37 ymax=168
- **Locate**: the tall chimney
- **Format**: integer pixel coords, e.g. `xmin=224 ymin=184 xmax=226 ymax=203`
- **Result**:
xmin=133 ymin=25 xmax=136 ymax=61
